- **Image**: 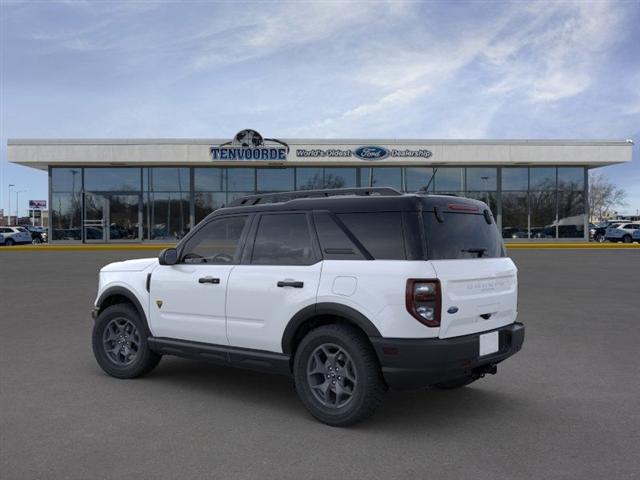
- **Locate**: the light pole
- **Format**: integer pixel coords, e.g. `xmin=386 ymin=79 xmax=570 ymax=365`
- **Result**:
xmin=15 ymin=190 xmax=26 ymax=224
xmin=8 ymin=184 xmax=15 ymax=225
xmin=481 ymin=176 xmax=489 ymax=205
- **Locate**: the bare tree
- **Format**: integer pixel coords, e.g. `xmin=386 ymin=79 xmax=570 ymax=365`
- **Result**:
xmin=589 ymin=172 xmax=627 ymax=221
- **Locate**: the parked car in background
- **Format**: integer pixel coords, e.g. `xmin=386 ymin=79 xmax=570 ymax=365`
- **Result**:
xmin=0 ymin=226 xmax=32 ymax=246
xmin=591 ymin=220 xmax=626 ymax=242
xmin=632 ymin=229 xmax=640 ymax=243
xmin=0 ymin=232 xmax=5 ymax=245
xmin=502 ymin=227 xmax=527 ymax=239
xmin=20 ymin=225 xmax=48 ymax=244
xmin=605 ymin=223 xmax=640 ymax=243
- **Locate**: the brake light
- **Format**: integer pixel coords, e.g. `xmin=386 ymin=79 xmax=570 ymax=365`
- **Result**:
xmin=406 ymin=279 xmax=441 ymax=327
xmin=448 ymin=203 xmax=479 ymax=212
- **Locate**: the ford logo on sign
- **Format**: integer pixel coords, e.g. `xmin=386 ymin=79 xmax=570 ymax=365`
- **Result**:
xmin=354 ymin=146 xmax=389 ymax=160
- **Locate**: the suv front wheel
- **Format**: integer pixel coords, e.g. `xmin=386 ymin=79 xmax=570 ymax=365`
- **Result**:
xmin=293 ymin=324 xmax=386 ymax=427
xmin=92 ymin=303 xmax=161 ymax=379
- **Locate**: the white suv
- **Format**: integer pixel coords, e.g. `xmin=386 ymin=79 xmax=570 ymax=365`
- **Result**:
xmin=0 ymin=226 xmax=32 ymax=246
xmin=605 ymin=223 xmax=640 ymax=243
xmin=91 ymin=188 xmax=524 ymax=426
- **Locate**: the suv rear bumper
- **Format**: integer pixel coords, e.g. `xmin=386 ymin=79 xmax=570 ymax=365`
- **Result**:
xmin=370 ymin=322 xmax=525 ymax=390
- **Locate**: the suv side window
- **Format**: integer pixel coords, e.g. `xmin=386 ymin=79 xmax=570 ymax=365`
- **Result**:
xmin=336 ymin=212 xmax=406 ymax=260
xmin=181 ymin=215 xmax=248 ymax=264
xmin=251 ymin=213 xmax=317 ymax=265
xmin=313 ymin=212 xmax=366 ymax=260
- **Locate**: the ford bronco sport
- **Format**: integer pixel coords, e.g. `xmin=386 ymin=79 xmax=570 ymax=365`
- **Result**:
xmin=92 ymin=188 xmax=524 ymax=426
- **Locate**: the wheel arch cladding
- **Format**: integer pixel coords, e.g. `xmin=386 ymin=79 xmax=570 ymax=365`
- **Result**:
xmin=282 ymin=303 xmax=381 ymax=355
xmin=96 ymin=287 xmax=152 ymax=337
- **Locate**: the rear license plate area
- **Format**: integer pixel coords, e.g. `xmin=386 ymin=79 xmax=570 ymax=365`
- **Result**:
xmin=479 ymin=331 xmax=499 ymax=356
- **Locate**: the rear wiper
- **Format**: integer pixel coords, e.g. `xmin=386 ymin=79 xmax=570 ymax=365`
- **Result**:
xmin=461 ymin=248 xmax=487 ymax=258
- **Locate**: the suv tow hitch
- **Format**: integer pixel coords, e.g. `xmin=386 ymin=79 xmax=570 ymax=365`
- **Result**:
xmin=472 ymin=364 xmax=497 ymax=379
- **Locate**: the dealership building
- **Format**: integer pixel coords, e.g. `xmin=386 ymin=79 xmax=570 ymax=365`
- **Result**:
xmin=7 ymin=131 xmax=633 ymax=243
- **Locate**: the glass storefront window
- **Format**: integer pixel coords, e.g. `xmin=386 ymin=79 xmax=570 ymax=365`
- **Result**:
xmin=435 ymin=168 xmax=464 ymax=192
xmin=368 ymin=167 xmax=402 ymax=190
xmin=51 ymin=168 xmax=82 ymax=193
xmin=557 ymin=190 xmax=585 ymax=238
xmin=324 ymin=168 xmax=357 ymax=188
xmin=227 ymin=168 xmax=255 ymax=191
xmin=51 ymin=192 xmax=82 ymax=240
xmin=195 ymin=192 xmax=226 ymax=224
xmin=466 ymin=168 xmax=497 ymax=191
xmin=530 ymin=190 xmax=556 ymax=238
xmin=84 ymin=168 xmax=141 ymax=191
xmin=467 ymin=191 xmax=497 ymax=216
xmin=296 ymin=168 xmax=324 ymax=190
xmin=194 ymin=168 xmax=225 ymax=191
xmin=145 ymin=192 xmax=190 ymax=240
xmin=558 ymin=167 xmax=584 ymax=190
xmin=257 ymin=168 xmax=294 ymax=192
xmin=145 ymin=168 xmax=189 ymax=192
xmin=529 ymin=168 xmax=556 ymax=191
xmin=404 ymin=167 xmax=435 ymax=192
xmin=502 ymin=168 xmax=528 ymax=191
xmin=501 ymin=192 xmax=528 ymax=239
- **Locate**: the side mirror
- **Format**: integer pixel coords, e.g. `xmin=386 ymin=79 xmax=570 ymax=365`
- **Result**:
xmin=158 ymin=247 xmax=178 ymax=266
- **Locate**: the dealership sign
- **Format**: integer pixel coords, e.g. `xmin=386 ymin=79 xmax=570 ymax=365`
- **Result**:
xmin=29 ymin=200 xmax=47 ymax=209
xmin=296 ymin=146 xmax=433 ymax=160
xmin=211 ymin=129 xmax=289 ymax=161
xmin=211 ymin=131 xmax=433 ymax=162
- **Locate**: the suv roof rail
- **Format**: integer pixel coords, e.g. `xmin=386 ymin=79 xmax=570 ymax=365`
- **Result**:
xmin=228 ymin=187 xmax=402 ymax=207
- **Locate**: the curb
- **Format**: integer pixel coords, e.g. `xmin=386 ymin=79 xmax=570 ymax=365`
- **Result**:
xmin=0 ymin=244 xmax=175 ymax=251
xmin=1 ymin=243 xmax=639 ymax=251
xmin=505 ymin=243 xmax=640 ymax=249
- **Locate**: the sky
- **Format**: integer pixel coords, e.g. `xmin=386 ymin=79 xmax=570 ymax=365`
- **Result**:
xmin=1 ymin=0 xmax=639 ymax=217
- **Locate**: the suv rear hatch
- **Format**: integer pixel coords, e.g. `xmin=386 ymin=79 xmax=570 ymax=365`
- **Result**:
xmin=422 ymin=203 xmax=518 ymax=339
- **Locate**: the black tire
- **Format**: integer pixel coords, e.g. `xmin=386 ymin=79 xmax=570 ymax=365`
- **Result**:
xmin=92 ymin=303 xmax=161 ymax=379
xmin=433 ymin=376 xmax=477 ymax=389
xmin=622 ymin=235 xmax=632 ymax=243
xmin=32 ymin=237 xmax=42 ymax=245
xmin=293 ymin=324 xmax=386 ymax=427
xmin=5 ymin=238 xmax=14 ymax=246
xmin=595 ymin=233 xmax=605 ymax=243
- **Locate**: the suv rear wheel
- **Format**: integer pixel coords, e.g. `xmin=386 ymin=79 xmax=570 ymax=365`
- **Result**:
xmin=293 ymin=324 xmax=386 ymax=427
xmin=622 ymin=234 xmax=632 ymax=243
xmin=92 ymin=303 xmax=161 ymax=379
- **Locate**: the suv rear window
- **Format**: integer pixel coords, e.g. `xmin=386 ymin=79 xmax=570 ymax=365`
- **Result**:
xmin=337 ymin=212 xmax=406 ymax=260
xmin=251 ymin=213 xmax=317 ymax=265
xmin=423 ymin=212 xmax=504 ymax=259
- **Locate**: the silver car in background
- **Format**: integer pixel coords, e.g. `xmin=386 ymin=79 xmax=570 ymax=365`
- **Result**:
xmin=0 ymin=226 xmax=32 ymax=246
xmin=605 ymin=223 xmax=640 ymax=243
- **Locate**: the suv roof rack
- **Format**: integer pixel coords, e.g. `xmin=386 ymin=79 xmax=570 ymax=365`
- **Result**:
xmin=228 ymin=187 xmax=402 ymax=207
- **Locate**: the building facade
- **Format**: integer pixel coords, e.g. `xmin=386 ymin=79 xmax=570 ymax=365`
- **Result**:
xmin=7 ymin=131 xmax=633 ymax=243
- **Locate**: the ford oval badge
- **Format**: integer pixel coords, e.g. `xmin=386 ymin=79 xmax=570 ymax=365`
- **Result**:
xmin=354 ymin=146 xmax=389 ymax=160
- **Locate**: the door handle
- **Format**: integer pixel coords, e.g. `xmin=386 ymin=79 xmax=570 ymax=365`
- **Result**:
xmin=277 ymin=280 xmax=304 ymax=288
xmin=198 ymin=276 xmax=220 ymax=284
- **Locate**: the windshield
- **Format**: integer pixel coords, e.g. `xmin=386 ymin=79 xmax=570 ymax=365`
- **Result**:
xmin=423 ymin=211 xmax=505 ymax=260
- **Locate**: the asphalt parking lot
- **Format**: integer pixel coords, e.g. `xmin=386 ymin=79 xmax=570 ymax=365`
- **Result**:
xmin=1 ymin=249 xmax=639 ymax=479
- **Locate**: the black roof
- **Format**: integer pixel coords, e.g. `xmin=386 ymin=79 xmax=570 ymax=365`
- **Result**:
xmin=208 ymin=188 xmax=490 ymax=218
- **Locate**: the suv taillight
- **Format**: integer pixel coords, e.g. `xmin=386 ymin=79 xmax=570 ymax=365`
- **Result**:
xmin=406 ymin=279 xmax=441 ymax=327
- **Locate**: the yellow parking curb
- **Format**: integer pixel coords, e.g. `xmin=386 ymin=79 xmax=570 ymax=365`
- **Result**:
xmin=1 ymin=242 xmax=638 ymax=251
xmin=505 ymin=243 xmax=640 ymax=249
xmin=0 ymin=244 xmax=175 ymax=251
